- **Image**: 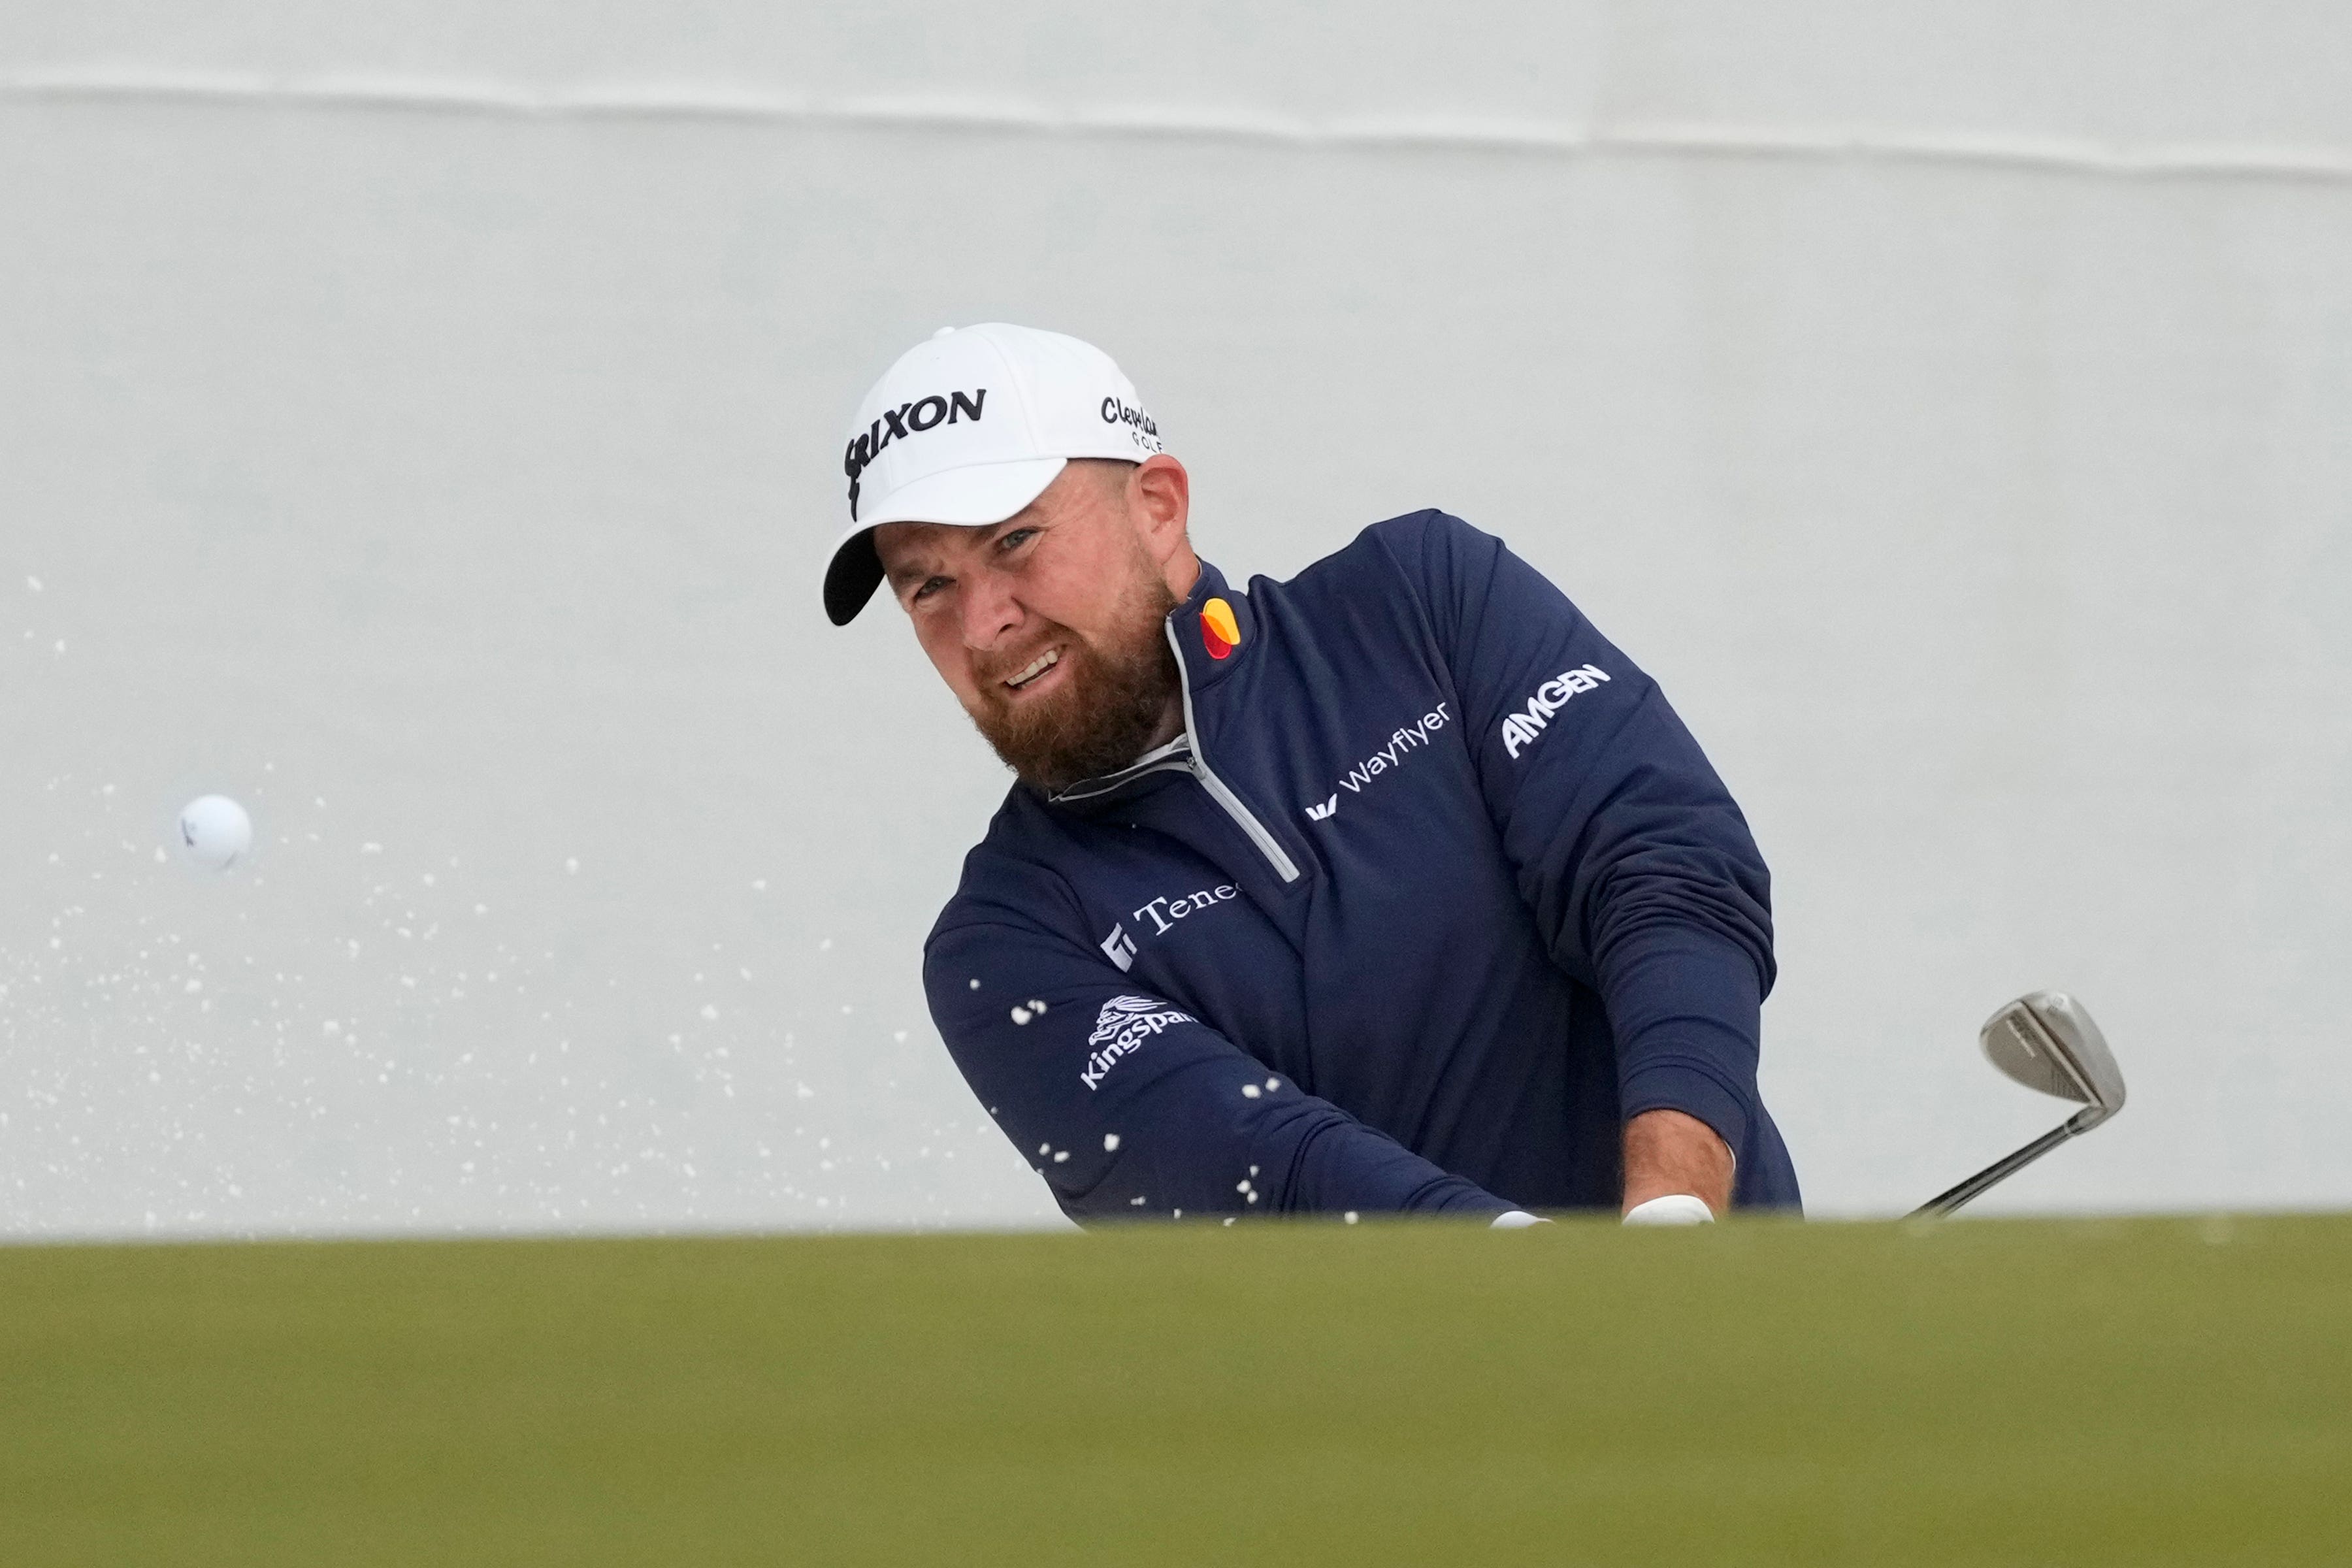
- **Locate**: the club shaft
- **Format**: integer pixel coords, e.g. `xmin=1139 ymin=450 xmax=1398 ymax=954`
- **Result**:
xmin=1909 ymin=1122 xmax=2080 ymax=1218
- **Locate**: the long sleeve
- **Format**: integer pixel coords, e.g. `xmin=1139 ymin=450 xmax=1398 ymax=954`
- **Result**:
xmin=925 ymin=911 xmax=1512 ymax=1223
xmin=1378 ymin=511 xmax=1779 ymax=1165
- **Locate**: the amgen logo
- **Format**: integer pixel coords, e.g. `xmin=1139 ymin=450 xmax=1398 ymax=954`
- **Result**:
xmin=1499 ymin=664 xmax=1611 ymax=759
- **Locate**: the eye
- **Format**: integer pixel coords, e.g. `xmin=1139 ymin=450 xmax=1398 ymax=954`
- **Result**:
xmin=997 ymin=527 xmax=1038 ymax=553
xmin=909 ymin=575 xmax=949 ymax=604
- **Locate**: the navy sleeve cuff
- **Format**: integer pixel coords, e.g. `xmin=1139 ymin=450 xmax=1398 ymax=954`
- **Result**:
xmin=1427 ymin=1181 xmax=1515 ymax=1217
xmin=1618 ymin=1058 xmax=1753 ymax=1161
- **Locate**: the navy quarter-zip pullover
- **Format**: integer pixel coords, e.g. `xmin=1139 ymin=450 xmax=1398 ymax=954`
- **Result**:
xmin=923 ymin=510 xmax=1802 ymax=1221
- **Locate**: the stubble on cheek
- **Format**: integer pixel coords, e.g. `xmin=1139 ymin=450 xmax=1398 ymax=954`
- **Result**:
xmin=964 ymin=585 xmax=1179 ymax=794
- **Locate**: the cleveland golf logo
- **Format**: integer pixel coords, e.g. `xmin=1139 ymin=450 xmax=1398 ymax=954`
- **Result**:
xmin=1200 ymin=598 xmax=1241 ymax=661
xmin=1099 ymin=395 xmax=1165 ymax=453
xmin=1080 ymin=996 xmax=1195 ymax=1090
xmin=1499 ymin=664 xmax=1612 ymax=759
xmin=841 ymin=387 xmax=987 ymax=521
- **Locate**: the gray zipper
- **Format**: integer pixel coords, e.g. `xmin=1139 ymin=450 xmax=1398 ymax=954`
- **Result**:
xmin=1164 ymin=622 xmax=1302 ymax=883
xmin=1049 ymin=739 xmax=1192 ymax=802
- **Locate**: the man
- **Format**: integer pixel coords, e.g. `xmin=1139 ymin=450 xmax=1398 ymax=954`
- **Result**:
xmin=825 ymin=323 xmax=1800 ymax=1225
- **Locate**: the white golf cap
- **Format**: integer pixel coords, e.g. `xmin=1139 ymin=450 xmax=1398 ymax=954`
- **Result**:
xmin=823 ymin=323 xmax=1166 ymax=625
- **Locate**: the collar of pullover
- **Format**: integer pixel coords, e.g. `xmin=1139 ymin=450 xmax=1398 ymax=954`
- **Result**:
xmin=1043 ymin=560 xmax=1252 ymax=808
xmin=1169 ymin=559 xmax=1256 ymax=694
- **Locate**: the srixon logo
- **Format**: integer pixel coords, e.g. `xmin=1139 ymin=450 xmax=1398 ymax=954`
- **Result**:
xmin=1499 ymin=664 xmax=1611 ymax=759
xmin=842 ymin=388 xmax=987 ymax=521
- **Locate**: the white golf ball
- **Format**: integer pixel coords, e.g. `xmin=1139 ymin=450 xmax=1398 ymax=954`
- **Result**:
xmin=177 ymin=794 xmax=253 ymax=870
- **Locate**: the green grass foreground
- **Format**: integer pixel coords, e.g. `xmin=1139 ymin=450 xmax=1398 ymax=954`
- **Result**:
xmin=3 ymin=1214 xmax=2347 ymax=1565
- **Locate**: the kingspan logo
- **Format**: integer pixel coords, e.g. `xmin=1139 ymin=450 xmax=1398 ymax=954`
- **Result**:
xmin=1499 ymin=664 xmax=1612 ymax=759
xmin=1081 ymin=996 xmax=1195 ymax=1090
xmin=842 ymin=388 xmax=988 ymax=521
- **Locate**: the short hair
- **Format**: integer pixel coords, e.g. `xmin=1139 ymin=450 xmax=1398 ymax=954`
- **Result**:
xmin=1068 ymin=457 xmax=1139 ymax=492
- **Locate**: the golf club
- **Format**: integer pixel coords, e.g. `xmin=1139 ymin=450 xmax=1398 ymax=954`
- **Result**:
xmin=1912 ymin=990 xmax=2127 ymax=1217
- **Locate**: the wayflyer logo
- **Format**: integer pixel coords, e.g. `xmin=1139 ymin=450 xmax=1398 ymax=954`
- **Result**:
xmin=1302 ymin=704 xmax=1452 ymax=821
xmin=1200 ymin=597 xmax=1241 ymax=661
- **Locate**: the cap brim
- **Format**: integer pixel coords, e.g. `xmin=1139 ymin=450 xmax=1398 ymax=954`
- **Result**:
xmin=821 ymin=457 xmax=1068 ymax=625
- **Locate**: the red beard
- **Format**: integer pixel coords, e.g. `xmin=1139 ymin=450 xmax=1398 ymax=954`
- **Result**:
xmin=967 ymin=579 xmax=1179 ymax=794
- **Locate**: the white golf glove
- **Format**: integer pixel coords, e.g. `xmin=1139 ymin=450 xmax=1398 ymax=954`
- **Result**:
xmin=1622 ymin=1194 xmax=1715 ymax=1226
xmin=1490 ymin=1209 xmax=1550 ymax=1229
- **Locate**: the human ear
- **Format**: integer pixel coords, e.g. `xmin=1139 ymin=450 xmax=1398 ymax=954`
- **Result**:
xmin=1129 ymin=455 xmax=1191 ymax=564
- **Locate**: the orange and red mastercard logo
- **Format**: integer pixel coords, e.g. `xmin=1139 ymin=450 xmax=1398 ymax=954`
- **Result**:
xmin=1200 ymin=597 xmax=1241 ymax=660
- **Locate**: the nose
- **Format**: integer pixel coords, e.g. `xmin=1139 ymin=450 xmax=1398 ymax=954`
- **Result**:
xmin=957 ymin=561 xmax=1022 ymax=653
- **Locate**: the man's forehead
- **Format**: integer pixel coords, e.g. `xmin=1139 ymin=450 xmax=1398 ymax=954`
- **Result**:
xmin=874 ymin=519 xmax=1002 ymax=571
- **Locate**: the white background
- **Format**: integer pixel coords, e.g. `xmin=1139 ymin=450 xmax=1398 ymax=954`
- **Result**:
xmin=4 ymin=3 xmax=2347 ymax=1235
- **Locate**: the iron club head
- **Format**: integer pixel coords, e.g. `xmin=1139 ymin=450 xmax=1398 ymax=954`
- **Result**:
xmin=1978 ymin=990 xmax=2127 ymax=1131
xmin=1910 ymin=990 xmax=2128 ymax=1217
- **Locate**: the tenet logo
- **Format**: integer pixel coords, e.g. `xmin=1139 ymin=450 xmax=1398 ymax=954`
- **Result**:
xmin=1499 ymin=664 xmax=1612 ymax=759
xmin=1098 ymin=883 xmax=1238 ymax=972
xmin=1132 ymin=883 xmax=1236 ymax=935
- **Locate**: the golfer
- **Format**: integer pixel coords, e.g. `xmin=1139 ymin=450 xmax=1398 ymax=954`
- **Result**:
xmin=825 ymin=324 xmax=1801 ymax=1224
